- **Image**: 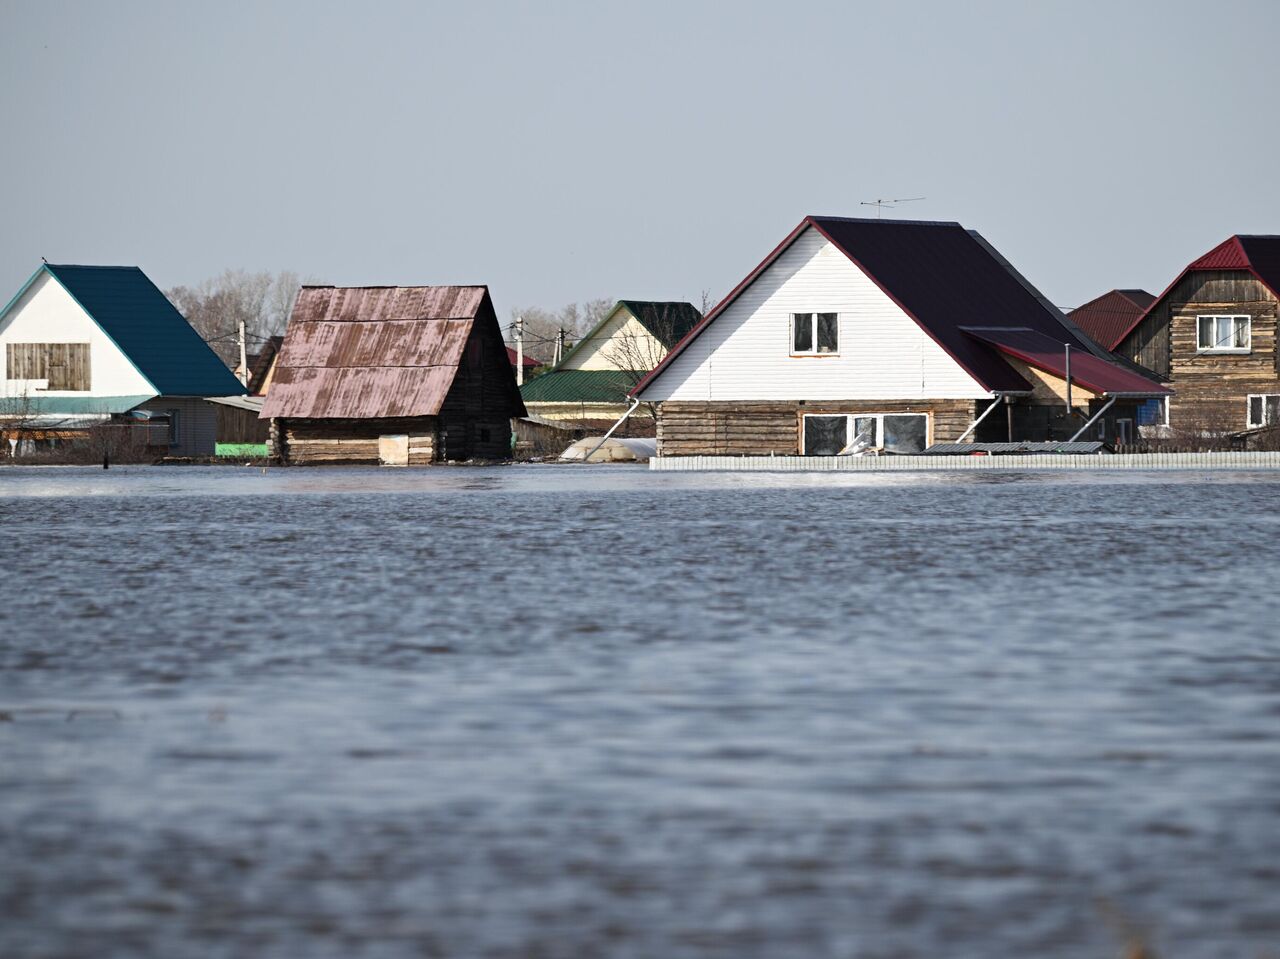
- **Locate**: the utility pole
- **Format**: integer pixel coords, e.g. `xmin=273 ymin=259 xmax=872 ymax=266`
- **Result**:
xmin=555 ymin=328 xmax=566 ymax=366
xmin=238 ymin=319 xmax=249 ymax=388
xmin=1064 ymin=343 xmax=1072 ymax=414
xmin=515 ymin=315 xmax=525 ymax=386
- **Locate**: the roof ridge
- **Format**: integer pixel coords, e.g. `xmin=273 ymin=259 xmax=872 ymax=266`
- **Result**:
xmin=808 ymin=215 xmax=963 ymax=228
xmin=301 ymin=283 xmax=488 ymax=290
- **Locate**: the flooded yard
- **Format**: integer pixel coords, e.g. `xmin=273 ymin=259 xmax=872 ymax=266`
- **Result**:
xmin=2 ymin=464 xmax=1279 ymax=958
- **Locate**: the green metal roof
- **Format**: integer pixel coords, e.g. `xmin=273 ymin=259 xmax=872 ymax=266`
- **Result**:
xmin=519 ymin=369 xmax=639 ymax=404
xmin=42 ymin=265 xmax=246 ymax=397
xmin=0 ymin=394 xmax=154 ymax=415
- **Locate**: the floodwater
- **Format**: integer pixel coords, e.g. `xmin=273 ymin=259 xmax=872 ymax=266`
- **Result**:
xmin=2 ymin=464 xmax=1279 ymax=959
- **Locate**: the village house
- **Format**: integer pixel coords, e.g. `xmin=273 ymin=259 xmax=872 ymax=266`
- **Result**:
xmin=632 ymin=216 xmax=1168 ymax=456
xmin=1111 ymin=235 xmax=1280 ymax=439
xmin=208 ymin=334 xmax=283 ymax=451
xmin=259 ymin=284 xmax=525 ymax=464
xmin=520 ymin=300 xmax=700 ymax=432
xmin=0 ymin=263 xmax=245 ymax=455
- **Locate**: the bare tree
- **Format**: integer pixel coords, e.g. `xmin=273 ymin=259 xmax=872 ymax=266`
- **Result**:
xmin=506 ymin=298 xmax=613 ymax=365
xmin=167 ymin=270 xmax=305 ymax=368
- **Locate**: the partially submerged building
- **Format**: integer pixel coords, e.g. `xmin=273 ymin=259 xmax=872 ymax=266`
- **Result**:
xmin=0 ymin=263 xmax=245 ymax=455
xmin=520 ymin=300 xmax=700 ymax=430
xmin=633 ymin=217 xmax=1167 ymax=456
xmin=259 ymin=285 xmax=525 ymax=464
xmin=1112 ymin=235 xmax=1280 ymax=437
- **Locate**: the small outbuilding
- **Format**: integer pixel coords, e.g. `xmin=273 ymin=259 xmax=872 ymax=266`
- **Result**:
xmin=259 ymin=284 xmax=525 ymax=464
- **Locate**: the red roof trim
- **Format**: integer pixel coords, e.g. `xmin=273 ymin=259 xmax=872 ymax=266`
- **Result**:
xmin=631 ymin=218 xmax=813 ymax=397
xmin=1113 ymin=237 xmax=1280 ymax=349
xmin=963 ymin=328 xmax=1169 ymax=396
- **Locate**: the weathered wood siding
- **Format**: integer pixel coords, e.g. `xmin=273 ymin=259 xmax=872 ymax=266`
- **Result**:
xmin=5 ymin=342 xmax=91 ymax=390
xmin=1118 ymin=270 xmax=1279 ymax=430
xmin=213 ymin=404 xmax=270 ymax=444
xmin=436 ymin=309 xmax=522 ymax=460
xmin=639 ymin=226 xmax=989 ymax=403
xmin=656 ymin=400 xmax=977 ymax=456
xmin=276 ymin=417 xmax=438 ymax=464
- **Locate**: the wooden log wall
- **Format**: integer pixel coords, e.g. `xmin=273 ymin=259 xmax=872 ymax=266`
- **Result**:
xmin=276 ymin=417 xmax=438 ymax=464
xmin=656 ymin=400 xmax=977 ymax=456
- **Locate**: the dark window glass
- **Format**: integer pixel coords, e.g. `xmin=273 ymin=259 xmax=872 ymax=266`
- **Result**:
xmin=882 ymin=414 xmax=927 ymax=453
xmin=1266 ymin=396 xmax=1280 ymax=426
xmin=804 ymin=416 xmax=847 ymax=455
xmin=816 ymin=313 xmax=838 ymax=353
xmin=1250 ymin=395 xmax=1264 ymax=426
xmin=793 ymin=314 xmax=813 ymax=353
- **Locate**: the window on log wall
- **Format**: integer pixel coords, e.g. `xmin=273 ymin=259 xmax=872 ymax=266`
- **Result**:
xmin=5 ymin=343 xmax=92 ymax=390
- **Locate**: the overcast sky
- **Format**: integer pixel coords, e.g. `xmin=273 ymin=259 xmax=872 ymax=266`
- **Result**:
xmin=3 ymin=0 xmax=1278 ymax=320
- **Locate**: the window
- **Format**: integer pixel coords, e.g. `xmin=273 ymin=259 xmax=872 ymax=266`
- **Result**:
xmin=1136 ymin=397 xmax=1170 ymax=428
xmin=1197 ymin=314 xmax=1250 ymax=353
xmin=167 ymin=409 xmax=181 ymax=446
xmin=1247 ymin=394 xmax=1280 ymax=428
xmin=802 ymin=412 xmax=928 ymax=455
xmin=1116 ymin=419 xmax=1134 ymax=445
xmin=792 ymin=313 xmax=838 ymax=355
xmin=5 ymin=343 xmax=91 ymax=390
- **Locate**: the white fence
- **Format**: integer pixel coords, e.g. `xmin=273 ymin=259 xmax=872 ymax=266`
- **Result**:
xmin=650 ymin=451 xmax=1280 ymax=472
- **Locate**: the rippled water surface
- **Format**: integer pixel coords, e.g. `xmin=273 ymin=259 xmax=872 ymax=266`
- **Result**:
xmin=2 ymin=464 xmax=1280 ymax=958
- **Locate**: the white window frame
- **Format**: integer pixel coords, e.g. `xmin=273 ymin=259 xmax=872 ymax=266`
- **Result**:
xmin=1246 ymin=393 xmax=1280 ymax=429
xmin=1196 ymin=314 xmax=1251 ymax=354
xmin=790 ymin=312 xmax=839 ymax=357
xmin=800 ymin=411 xmax=930 ymax=454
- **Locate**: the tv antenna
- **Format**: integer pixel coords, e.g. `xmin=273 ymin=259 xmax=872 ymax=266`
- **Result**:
xmin=860 ymin=196 xmax=925 ymax=219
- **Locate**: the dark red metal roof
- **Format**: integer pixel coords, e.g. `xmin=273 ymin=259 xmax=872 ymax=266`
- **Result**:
xmin=506 ymin=345 xmax=541 ymax=369
xmin=962 ymin=327 xmax=1168 ymax=396
xmin=260 ymin=286 xmax=489 ymax=419
xmin=1113 ymin=236 xmax=1280 ymax=349
xmin=1067 ymin=289 xmax=1155 ymax=350
xmin=636 ymin=216 xmax=1135 ymax=396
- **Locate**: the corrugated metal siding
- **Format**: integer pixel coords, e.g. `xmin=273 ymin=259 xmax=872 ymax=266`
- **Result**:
xmin=641 ymin=227 xmax=989 ymax=402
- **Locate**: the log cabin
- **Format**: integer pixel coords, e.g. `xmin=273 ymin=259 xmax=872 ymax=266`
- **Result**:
xmin=632 ymin=216 xmax=1168 ymax=456
xmin=1112 ymin=236 xmax=1280 ymax=438
xmin=259 ymin=285 xmax=525 ymax=464
xmin=0 ymin=263 xmax=245 ymax=456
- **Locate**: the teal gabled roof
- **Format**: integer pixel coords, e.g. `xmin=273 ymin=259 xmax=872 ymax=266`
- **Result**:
xmin=36 ymin=265 xmax=245 ymax=397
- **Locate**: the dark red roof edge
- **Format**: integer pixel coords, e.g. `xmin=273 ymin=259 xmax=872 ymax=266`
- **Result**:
xmin=631 ymin=218 xmax=813 ymax=397
xmin=632 ymin=216 xmax=1022 ymax=397
xmin=1113 ymin=237 xmax=1280 ymax=349
xmin=964 ymin=330 xmax=1169 ymax=396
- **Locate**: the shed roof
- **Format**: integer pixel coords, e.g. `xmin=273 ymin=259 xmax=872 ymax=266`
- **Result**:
xmin=961 ymin=327 xmax=1168 ymax=396
xmin=260 ymin=285 xmax=492 ymax=419
xmin=1114 ymin=235 xmax=1280 ymax=347
xmin=34 ymin=265 xmax=245 ymax=397
xmin=635 ymin=216 xmax=1137 ymax=397
xmin=1067 ymin=289 xmax=1155 ymax=350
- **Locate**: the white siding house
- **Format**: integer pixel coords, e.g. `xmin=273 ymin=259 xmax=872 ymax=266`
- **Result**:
xmin=637 ymin=216 xmax=1167 ymax=457
xmin=0 ymin=264 xmax=245 ymax=456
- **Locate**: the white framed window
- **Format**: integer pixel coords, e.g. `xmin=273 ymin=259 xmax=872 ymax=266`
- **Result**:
xmin=1116 ymin=418 xmax=1134 ymax=445
xmin=801 ymin=412 xmax=929 ymax=455
xmin=1197 ymin=314 xmax=1250 ymax=353
xmin=791 ymin=312 xmax=838 ymax=355
xmin=1247 ymin=394 xmax=1280 ymax=428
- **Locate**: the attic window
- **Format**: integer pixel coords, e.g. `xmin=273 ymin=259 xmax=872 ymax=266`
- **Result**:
xmin=792 ymin=313 xmax=838 ymax=355
xmin=1197 ymin=315 xmax=1250 ymax=353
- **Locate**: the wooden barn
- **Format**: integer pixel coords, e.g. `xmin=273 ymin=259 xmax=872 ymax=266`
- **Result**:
xmin=259 ymin=285 xmax=525 ymax=464
xmin=1111 ymin=235 xmax=1280 ymax=438
xmin=633 ymin=216 xmax=1168 ymax=456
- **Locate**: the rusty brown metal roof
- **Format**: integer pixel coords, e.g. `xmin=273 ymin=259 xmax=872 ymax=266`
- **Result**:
xmin=260 ymin=286 xmax=488 ymax=419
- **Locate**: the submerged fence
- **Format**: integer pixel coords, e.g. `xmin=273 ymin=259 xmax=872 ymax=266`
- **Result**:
xmin=650 ymin=451 xmax=1280 ymax=472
